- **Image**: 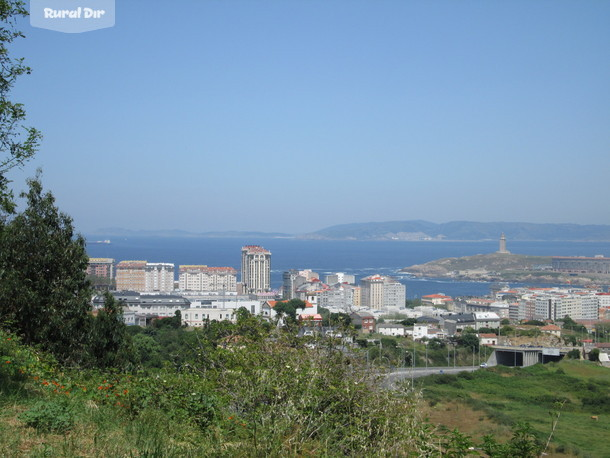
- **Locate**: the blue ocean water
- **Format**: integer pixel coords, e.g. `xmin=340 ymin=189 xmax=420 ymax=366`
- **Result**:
xmin=86 ymin=237 xmax=610 ymax=298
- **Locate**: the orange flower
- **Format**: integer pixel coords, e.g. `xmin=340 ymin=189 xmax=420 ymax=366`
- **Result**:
xmin=123 ymin=389 xmax=128 ymax=395
xmin=4 ymin=361 xmax=10 ymax=364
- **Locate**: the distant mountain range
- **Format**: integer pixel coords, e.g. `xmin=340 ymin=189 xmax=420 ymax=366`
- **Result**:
xmin=92 ymin=228 xmax=293 ymax=238
xmin=92 ymin=221 xmax=610 ymax=242
xmin=300 ymin=220 xmax=610 ymax=241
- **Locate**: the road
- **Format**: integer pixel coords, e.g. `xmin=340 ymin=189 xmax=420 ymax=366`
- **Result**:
xmin=383 ymin=366 xmax=481 ymax=388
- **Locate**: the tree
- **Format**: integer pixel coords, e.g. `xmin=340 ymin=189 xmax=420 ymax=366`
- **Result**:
xmin=88 ymin=292 xmax=133 ymax=369
xmin=0 ymin=175 xmax=92 ymax=364
xmin=0 ymin=1 xmax=41 ymax=176
xmin=588 ymin=348 xmax=600 ymax=362
xmin=274 ymin=299 xmax=306 ymax=325
xmin=458 ymin=332 xmax=479 ymax=351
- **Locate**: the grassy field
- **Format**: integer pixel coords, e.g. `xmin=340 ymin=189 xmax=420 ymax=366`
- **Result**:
xmin=419 ymin=360 xmax=610 ymax=457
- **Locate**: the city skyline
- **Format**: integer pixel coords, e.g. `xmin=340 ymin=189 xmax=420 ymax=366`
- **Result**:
xmin=7 ymin=1 xmax=610 ymax=234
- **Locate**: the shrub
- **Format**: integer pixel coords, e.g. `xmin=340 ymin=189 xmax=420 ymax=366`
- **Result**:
xmin=19 ymin=400 xmax=75 ymax=433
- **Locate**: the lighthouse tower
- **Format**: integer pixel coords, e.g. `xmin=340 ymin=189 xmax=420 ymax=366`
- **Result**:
xmin=497 ymin=233 xmax=510 ymax=254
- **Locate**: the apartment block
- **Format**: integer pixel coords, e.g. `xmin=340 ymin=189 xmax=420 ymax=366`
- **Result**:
xmin=360 ymin=274 xmax=406 ymax=310
xmin=115 ymin=260 xmax=147 ymax=291
xmin=241 ymin=245 xmax=271 ymax=293
xmin=145 ymin=263 xmax=175 ymax=293
xmin=87 ymin=258 xmax=115 ymax=279
xmin=179 ymin=265 xmax=237 ymax=292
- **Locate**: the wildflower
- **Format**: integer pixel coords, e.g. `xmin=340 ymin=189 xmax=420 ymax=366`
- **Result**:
xmin=82 ymin=388 xmax=87 ymax=392
xmin=123 ymin=389 xmax=128 ymax=395
xmin=4 ymin=361 xmax=10 ymax=364
xmin=229 ymin=416 xmax=234 ymax=420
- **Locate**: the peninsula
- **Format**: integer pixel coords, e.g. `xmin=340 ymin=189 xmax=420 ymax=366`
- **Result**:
xmin=401 ymin=252 xmax=610 ymax=286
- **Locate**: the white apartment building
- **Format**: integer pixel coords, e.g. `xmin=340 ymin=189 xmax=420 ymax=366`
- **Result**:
xmin=325 ymin=272 xmax=356 ymax=285
xmin=179 ymin=265 xmax=237 ymax=292
xmin=534 ymin=290 xmax=599 ymax=321
xmin=241 ymin=245 xmax=271 ymax=293
xmin=145 ymin=263 xmax=175 ymax=293
xmin=317 ymin=283 xmax=357 ymax=311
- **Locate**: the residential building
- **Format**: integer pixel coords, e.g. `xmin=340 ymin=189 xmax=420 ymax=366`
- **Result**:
xmin=533 ymin=290 xmax=599 ymax=321
xmin=317 ymin=283 xmax=358 ymax=311
xmin=241 ymin=245 xmax=271 ymax=293
xmin=421 ymin=294 xmax=453 ymax=307
xmin=325 ymin=272 xmax=355 ymax=285
xmin=115 ymin=260 xmax=147 ymax=291
xmin=87 ymin=257 xmax=115 ymax=279
xmin=145 ymin=262 xmax=175 ymax=292
xmin=179 ymin=265 xmax=237 ymax=292
xmin=350 ymin=311 xmax=376 ymax=333
xmin=479 ymin=333 xmax=498 ymax=346
xmin=441 ymin=312 xmax=500 ymax=336
xmin=376 ymin=323 xmax=406 ymax=337
xmin=282 ymin=269 xmax=319 ymax=300
xmin=540 ymin=324 xmax=561 ymax=337
xmin=360 ymin=274 xmax=406 ymax=310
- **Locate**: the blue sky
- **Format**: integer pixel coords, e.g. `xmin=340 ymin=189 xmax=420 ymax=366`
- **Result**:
xmin=7 ymin=0 xmax=610 ymax=234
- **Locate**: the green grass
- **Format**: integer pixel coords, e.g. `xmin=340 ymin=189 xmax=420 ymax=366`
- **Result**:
xmin=420 ymin=360 xmax=610 ymax=457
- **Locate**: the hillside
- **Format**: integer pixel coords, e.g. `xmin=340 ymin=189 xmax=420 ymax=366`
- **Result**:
xmin=421 ymin=360 xmax=610 ymax=457
xmin=302 ymin=220 xmax=610 ymax=241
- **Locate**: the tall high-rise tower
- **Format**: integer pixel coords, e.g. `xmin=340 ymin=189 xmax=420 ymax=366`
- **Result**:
xmin=241 ymin=245 xmax=271 ymax=293
xmin=497 ymin=233 xmax=510 ymax=254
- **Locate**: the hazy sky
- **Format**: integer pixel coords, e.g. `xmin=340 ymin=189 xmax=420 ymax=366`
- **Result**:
xmin=7 ymin=0 xmax=610 ymax=234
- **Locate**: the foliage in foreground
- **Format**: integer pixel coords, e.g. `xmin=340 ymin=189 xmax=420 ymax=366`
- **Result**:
xmin=2 ymin=323 xmax=556 ymax=457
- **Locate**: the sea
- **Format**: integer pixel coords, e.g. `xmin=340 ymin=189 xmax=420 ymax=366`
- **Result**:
xmin=85 ymin=237 xmax=610 ymax=299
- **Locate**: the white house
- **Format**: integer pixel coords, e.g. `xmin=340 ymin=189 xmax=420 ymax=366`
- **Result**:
xmin=376 ymin=323 xmax=406 ymax=337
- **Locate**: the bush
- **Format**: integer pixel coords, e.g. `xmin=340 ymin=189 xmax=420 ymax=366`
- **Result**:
xmin=566 ymin=349 xmax=581 ymax=359
xmin=19 ymin=400 xmax=75 ymax=433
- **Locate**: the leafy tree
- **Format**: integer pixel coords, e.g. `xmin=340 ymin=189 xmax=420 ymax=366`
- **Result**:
xmin=329 ymin=312 xmax=351 ymax=327
xmin=522 ymin=319 xmax=545 ymax=326
xmin=0 ymin=175 xmax=92 ymax=364
xmin=132 ymin=333 xmax=163 ymax=368
xmin=566 ymin=349 xmax=581 ymax=359
xmin=560 ymin=315 xmax=587 ymax=334
xmin=481 ymin=422 xmax=542 ymax=457
xmin=458 ymin=332 xmax=479 ymax=351
xmin=153 ymin=310 xmax=182 ymax=329
xmin=0 ymin=1 xmax=42 ymax=177
xmin=405 ymin=298 xmax=421 ymax=309
xmin=399 ymin=318 xmax=418 ymax=326
xmin=87 ymin=292 xmax=133 ymax=369
xmin=588 ymin=348 xmax=600 ymax=362
xmin=274 ymin=299 xmax=306 ymax=324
